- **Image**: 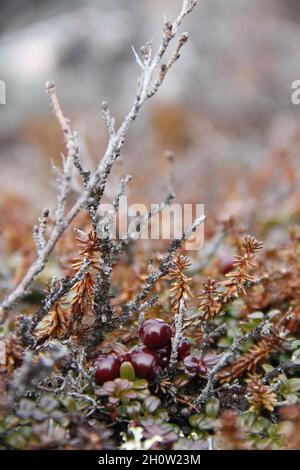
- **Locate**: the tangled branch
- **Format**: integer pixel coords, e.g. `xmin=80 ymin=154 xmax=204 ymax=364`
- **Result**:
xmin=0 ymin=0 xmax=198 ymax=318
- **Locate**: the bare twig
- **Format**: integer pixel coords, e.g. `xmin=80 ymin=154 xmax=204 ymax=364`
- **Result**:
xmin=168 ymin=298 xmax=185 ymax=373
xmin=0 ymin=0 xmax=198 ymax=317
xmin=262 ymin=360 xmax=300 ymax=386
xmin=33 ymin=208 xmax=50 ymax=254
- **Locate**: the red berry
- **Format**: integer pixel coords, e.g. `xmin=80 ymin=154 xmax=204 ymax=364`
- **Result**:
xmin=94 ymin=354 xmax=121 ymax=385
xmin=139 ymin=318 xmax=172 ymax=349
xmin=177 ymin=338 xmax=190 ymax=360
xmin=129 ymin=347 xmax=162 ymax=379
xmin=155 ymin=342 xmax=172 ymax=368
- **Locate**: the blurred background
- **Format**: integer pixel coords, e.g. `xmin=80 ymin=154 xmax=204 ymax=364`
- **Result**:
xmin=0 ymin=0 xmax=300 ymax=226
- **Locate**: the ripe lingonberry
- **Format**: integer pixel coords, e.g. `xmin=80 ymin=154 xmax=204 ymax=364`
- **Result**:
xmin=139 ymin=318 xmax=172 ymax=349
xmin=94 ymin=354 xmax=121 ymax=385
xmin=129 ymin=347 xmax=162 ymax=379
xmin=177 ymin=338 xmax=191 ymax=360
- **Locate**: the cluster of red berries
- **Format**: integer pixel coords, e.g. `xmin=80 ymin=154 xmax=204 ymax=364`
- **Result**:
xmin=94 ymin=318 xmax=191 ymax=385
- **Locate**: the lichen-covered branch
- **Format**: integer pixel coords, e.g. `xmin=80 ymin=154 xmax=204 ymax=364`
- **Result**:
xmin=0 ymin=0 xmax=198 ymax=317
xmin=168 ymin=298 xmax=185 ymax=373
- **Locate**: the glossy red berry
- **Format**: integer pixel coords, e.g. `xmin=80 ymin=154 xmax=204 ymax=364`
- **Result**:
xmin=129 ymin=347 xmax=162 ymax=379
xmin=177 ymin=338 xmax=191 ymax=360
xmin=139 ymin=318 xmax=172 ymax=349
xmin=94 ymin=354 xmax=121 ymax=385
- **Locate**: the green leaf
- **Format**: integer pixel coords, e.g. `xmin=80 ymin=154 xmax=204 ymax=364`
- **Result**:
xmin=261 ymin=363 xmax=274 ymax=373
xmin=132 ymin=379 xmax=149 ymax=390
xmin=4 ymin=415 xmax=20 ymax=430
xmin=205 ymin=397 xmax=220 ymax=419
xmin=284 ymin=393 xmax=298 ymax=403
xmin=248 ymin=312 xmax=264 ymax=320
xmin=31 ymin=410 xmax=47 ymax=422
xmin=189 ymin=414 xmax=216 ymax=431
xmin=119 ymin=361 xmax=136 ymax=381
xmin=251 ymin=417 xmax=269 ymax=433
xmin=117 ymin=405 xmax=128 ymax=417
xmin=286 ymin=378 xmax=300 ymax=393
xmin=39 ymin=396 xmax=58 ymax=413
xmin=291 ymin=349 xmax=300 ymax=361
xmin=121 ymin=390 xmax=138 ymax=402
xmin=189 ymin=414 xmax=203 ymax=428
xmin=64 ymin=397 xmax=78 ymax=413
xmin=255 ymin=437 xmax=272 ymax=450
xmin=136 ymin=388 xmax=150 ymax=400
xmin=5 ymin=431 xmax=28 ymax=449
xmin=218 ymin=337 xmax=232 ymax=348
xmin=243 ymin=411 xmax=256 ymax=427
xmin=155 ymin=409 xmax=169 ymax=421
xmin=143 ymin=395 xmax=161 ymax=414
xmin=196 ymin=417 xmax=217 ymax=431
